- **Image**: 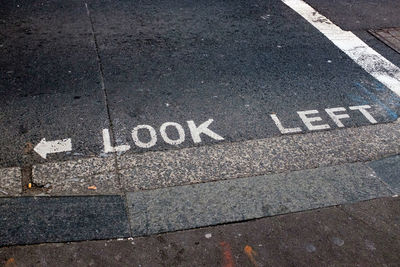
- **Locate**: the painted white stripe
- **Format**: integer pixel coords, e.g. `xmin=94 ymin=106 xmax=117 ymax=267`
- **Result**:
xmin=282 ymin=0 xmax=400 ymax=97
xmin=34 ymin=138 xmax=72 ymax=159
xmin=270 ymin=114 xmax=302 ymax=134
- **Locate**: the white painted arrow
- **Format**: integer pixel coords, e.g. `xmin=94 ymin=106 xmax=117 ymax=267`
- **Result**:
xmin=34 ymin=138 xmax=72 ymax=159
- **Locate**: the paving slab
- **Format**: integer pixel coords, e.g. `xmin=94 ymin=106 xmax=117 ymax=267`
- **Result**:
xmin=304 ymin=0 xmax=400 ymax=30
xmin=30 ymin=172 xmax=121 ymax=196
xmin=87 ymin=0 xmax=400 ymax=156
xmin=0 ymin=168 xmax=21 ymax=196
xmin=341 ymin=196 xmax=400 ymax=236
xmin=118 ymin=121 xmax=400 ymax=192
xmin=370 ymin=28 xmax=400 ymax=55
xmin=0 ymin=196 xmax=130 ymax=246
xmin=32 ymin=156 xmax=120 ymax=195
xmin=126 ymin=163 xmax=392 ymax=236
xmin=0 ymin=0 xmax=110 ymax=168
xmin=0 ymin=157 xmax=396 ymax=247
xmin=368 ymin=155 xmax=400 ymax=194
xmin=1 ymin=197 xmax=399 ymax=266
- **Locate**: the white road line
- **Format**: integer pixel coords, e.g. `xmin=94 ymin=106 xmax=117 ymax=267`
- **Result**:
xmin=282 ymin=0 xmax=400 ymax=97
xmin=270 ymin=114 xmax=302 ymax=134
xmin=103 ymin=129 xmax=131 ymax=153
xmin=187 ymin=119 xmax=224 ymax=144
xmin=34 ymin=138 xmax=72 ymax=159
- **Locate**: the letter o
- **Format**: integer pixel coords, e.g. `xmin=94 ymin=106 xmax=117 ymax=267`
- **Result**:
xmin=131 ymin=125 xmax=157 ymax=148
xmin=160 ymin=122 xmax=185 ymax=145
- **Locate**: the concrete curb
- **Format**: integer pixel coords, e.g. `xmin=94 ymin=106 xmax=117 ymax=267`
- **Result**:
xmin=1 ymin=156 xmax=399 ymax=247
xmin=2 ymin=120 xmax=395 ymax=196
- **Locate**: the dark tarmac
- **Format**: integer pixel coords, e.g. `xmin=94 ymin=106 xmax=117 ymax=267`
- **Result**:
xmin=1 ymin=0 xmax=400 ymax=167
xmin=1 ymin=0 xmax=400 ymax=265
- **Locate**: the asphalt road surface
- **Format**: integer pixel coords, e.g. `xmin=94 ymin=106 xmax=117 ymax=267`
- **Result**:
xmin=1 ymin=0 xmax=400 ymax=265
xmin=1 ymin=0 xmax=400 ymax=167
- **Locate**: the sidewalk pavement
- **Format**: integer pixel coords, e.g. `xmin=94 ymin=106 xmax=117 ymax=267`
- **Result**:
xmin=1 ymin=196 xmax=399 ymax=266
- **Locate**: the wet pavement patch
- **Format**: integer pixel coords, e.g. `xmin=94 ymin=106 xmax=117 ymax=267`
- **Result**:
xmin=0 ymin=195 xmax=130 ymax=246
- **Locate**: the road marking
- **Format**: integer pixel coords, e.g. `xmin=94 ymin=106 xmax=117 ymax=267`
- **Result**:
xmin=272 ymin=105 xmax=378 ymax=134
xmin=34 ymin=138 xmax=72 ymax=159
xmin=270 ymin=114 xmax=302 ymax=134
xmin=349 ymin=105 xmax=377 ymax=124
xmin=325 ymin=107 xmax=350 ymax=128
xmin=103 ymin=129 xmax=131 ymax=153
xmin=160 ymin=122 xmax=185 ymax=145
xmin=297 ymin=110 xmax=331 ymax=131
xmin=101 ymin=105 xmax=381 ymax=154
xmin=103 ymin=119 xmax=224 ymax=153
xmin=187 ymin=119 xmax=224 ymax=143
xmin=282 ymin=0 xmax=400 ymax=97
xmin=131 ymin=125 xmax=158 ymax=148
xmin=36 ymin=105 xmax=383 ymax=159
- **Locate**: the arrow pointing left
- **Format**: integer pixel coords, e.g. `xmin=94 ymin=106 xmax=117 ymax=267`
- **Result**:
xmin=34 ymin=138 xmax=72 ymax=159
